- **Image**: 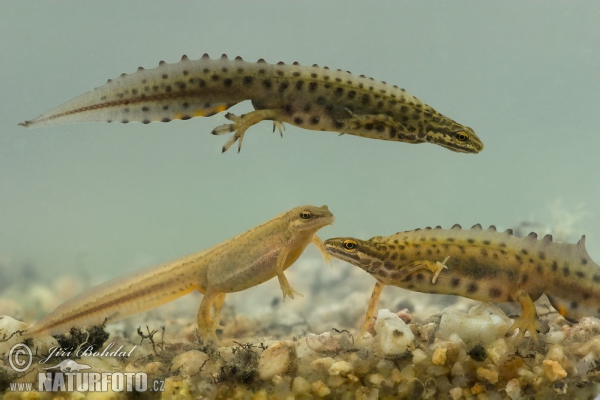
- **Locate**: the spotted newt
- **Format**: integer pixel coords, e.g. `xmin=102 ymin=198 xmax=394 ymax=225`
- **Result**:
xmin=20 ymin=205 xmax=334 ymax=341
xmin=325 ymin=224 xmax=599 ymax=342
xmin=19 ymin=54 xmax=483 ymax=154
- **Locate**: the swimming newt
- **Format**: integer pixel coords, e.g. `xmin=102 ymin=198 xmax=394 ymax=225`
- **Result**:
xmin=19 ymin=54 xmax=483 ymax=154
xmin=21 ymin=205 xmax=334 ymax=341
xmin=324 ymin=224 xmax=599 ymax=342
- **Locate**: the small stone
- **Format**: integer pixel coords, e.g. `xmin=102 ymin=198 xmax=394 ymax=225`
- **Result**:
xmin=432 ymin=348 xmax=447 ymax=366
xmin=476 ymin=366 xmax=498 ymax=383
xmin=145 ymin=361 xmax=163 ymax=374
xmin=425 ymin=365 xmax=449 ymax=376
xmin=312 ymin=380 xmax=331 ymax=397
xmin=374 ymin=309 xmax=415 ymax=355
xmin=329 ymin=360 xmax=353 ymax=376
xmin=505 ymin=378 xmax=522 ymax=400
xmin=396 ymin=308 xmax=412 ymax=323
xmin=471 ymin=382 xmax=486 ymax=394
xmin=412 ymin=348 xmax=427 ymax=364
xmin=545 ymin=330 xmax=566 ymax=344
xmin=367 ymin=373 xmax=385 ymax=387
xmin=292 ymin=376 xmax=311 ymax=394
xmin=306 ymin=332 xmax=341 ymax=352
xmin=450 ymin=361 xmax=466 ymax=377
xmin=543 ymin=359 xmax=567 ymax=382
xmin=390 ymin=368 xmax=403 ymax=383
xmin=487 ymin=338 xmax=509 ymax=364
xmin=251 ymin=389 xmax=268 ymax=400
xmin=170 ymin=350 xmax=209 ymax=377
xmin=162 ymin=376 xmax=191 ymax=400
xmin=449 ymin=387 xmax=463 ymax=400
xmin=327 ymin=375 xmax=346 ymax=388
xmin=438 ymin=303 xmax=511 ymax=345
xmin=0 ymin=316 xmax=30 ymax=356
xmin=258 ymin=341 xmax=296 ymax=380
xmin=310 ymin=357 xmax=335 ymax=375
xmin=355 ymin=386 xmax=379 ymax=400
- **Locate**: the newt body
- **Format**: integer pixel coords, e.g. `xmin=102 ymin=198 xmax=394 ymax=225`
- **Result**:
xmin=325 ymin=224 xmax=600 ymax=341
xmin=23 ymin=205 xmax=334 ymax=341
xmin=20 ymin=54 xmax=483 ymax=153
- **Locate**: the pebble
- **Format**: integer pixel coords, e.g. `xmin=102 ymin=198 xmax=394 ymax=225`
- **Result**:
xmin=505 ymin=378 xmax=522 ymax=399
xmin=170 ymin=350 xmax=209 ymax=377
xmin=305 ymin=331 xmax=341 ymax=352
xmin=449 ymin=387 xmax=463 ymax=400
xmin=374 ymin=309 xmax=415 ymax=355
xmin=476 ymin=366 xmax=499 ymax=383
xmin=328 ymin=360 xmax=353 ymax=376
xmin=367 ymin=373 xmax=385 ymax=387
xmin=145 ymin=361 xmax=163 ymax=374
xmin=438 ymin=303 xmax=511 ymax=345
xmin=0 ymin=316 xmax=30 ymax=356
xmin=162 ymin=376 xmax=192 ymax=400
xmin=258 ymin=341 xmax=296 ymax=380
xmin=291 ymin=376 xmax=312 ymax=394
xmin=327 ymin=375 xmax=346 ymax=388
xmin=312 ymin=380 xmax=331 ymax=397
xmin=543 ymin=359 xmax=567 ymax=382
xmin=310 ymin=357 xmax=335 ymax=375
xmin=432 ymin=348 xmax=447 ymax=366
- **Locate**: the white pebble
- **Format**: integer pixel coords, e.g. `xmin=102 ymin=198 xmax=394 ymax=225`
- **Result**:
xmin=292 ymin=376 xmax=311 ymax=394
xmin=449 ymin=387 xmax=463 ymax=400
xmin=374 ymin=309 xmax=415 ymax=355
xmin=312 ymin=380 xmax=331 ymax=397
xmin=505 ymin=378 xmax=522 ymax=400
xmin=0 ymin=316 xmax=29 ymax=357
xmin=329 ymin=360 xmax=353 ymax=376
xmin=306 ymin=332 xmax=341 ymax=352
xmin=258 ymin=341 xmax=296 ymax=381
xmin=438 ymin=303 xmax=511 ymax=345
xmin=170 ymin=350 xmax=209 ymax=377
xmin=310 ymin=357 xmax=335 ymax=375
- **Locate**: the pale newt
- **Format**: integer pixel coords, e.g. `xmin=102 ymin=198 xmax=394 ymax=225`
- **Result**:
xmin=325 ymin=224 xmax=599 ymax=342
xmin=19 ymin=54 xmax=483 ymax=154
xmin=20 ymin=205 xmax=334 ymax=341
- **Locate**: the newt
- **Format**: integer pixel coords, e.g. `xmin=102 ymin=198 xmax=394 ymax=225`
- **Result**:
xmin=20 ymin=205 xmax=334 ymax=341
xmin=324 ymin=224 xmax=599 ymax=342
xmin=19 ymin=54 xmax=483 ymax=154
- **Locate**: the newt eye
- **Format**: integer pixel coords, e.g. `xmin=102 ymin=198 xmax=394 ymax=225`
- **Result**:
xmin=343 ymin=239 xmax=358 ymax=251
xmin=455 ymin=131 xmax=469 ymax=142
xmin=300 ymin=210 xmax=312 ymax=219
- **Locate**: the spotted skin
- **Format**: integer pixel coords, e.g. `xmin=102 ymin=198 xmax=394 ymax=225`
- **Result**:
xmin=20 ymin=205 xmax=334 ymax=342
xmin=19 ymin=54 xmax=483 ymax=153
xmin=325 ymin=224 xmax=600 ymax=342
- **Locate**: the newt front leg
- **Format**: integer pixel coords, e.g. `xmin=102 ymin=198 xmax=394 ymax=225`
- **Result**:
xmin=505 ymin=289 xmax=542 ymax=343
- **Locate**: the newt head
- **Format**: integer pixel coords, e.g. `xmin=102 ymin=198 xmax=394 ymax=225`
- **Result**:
xmin=324 ymin=237 xmax=384 ymax=273
xmin=425 ymin=116 xmax=483 ymax=154
xmin=287 ymin=205 xmax=334 ymax=234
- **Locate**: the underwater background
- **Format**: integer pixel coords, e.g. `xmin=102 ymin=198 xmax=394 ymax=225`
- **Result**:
xmin=1 ymin=2 xmax=600 ymax=397
xmin=1 ymin=1 xmax=598 ymax=307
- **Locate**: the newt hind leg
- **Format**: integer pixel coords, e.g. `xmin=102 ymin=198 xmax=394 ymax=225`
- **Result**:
xmin=211 ymin=109 xmax=283 ymax=153
xmin=197 ymin=290 xmax=227 ymax=342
